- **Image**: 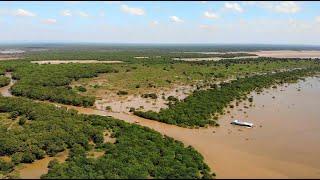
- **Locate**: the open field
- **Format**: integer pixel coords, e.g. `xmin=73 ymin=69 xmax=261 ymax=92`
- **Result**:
xmin=31 ymin=60 xmax=123 ymax=64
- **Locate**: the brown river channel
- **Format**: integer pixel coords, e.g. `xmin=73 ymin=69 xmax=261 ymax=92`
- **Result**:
xmin=1 ymin=73 xmax=320 ymax=178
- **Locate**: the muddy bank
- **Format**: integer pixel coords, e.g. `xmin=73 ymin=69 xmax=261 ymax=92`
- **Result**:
xmin=94 ymin=78 xmax=235 ymax=113
xmin=95 ymin=84 xmax=196 ymax=113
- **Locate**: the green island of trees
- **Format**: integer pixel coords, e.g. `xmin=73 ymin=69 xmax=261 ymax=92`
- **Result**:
xmin=0 ymin=76 xmax=10 ymax=88
xmin=134 ymin=67 xmax=320 ymax=127
xmin=0 ymin=61 xmax=118 ymax=107
xmin=0 ymin=96 xmax=213 ymax=179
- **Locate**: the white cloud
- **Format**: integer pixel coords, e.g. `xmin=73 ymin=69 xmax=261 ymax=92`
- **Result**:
xmin=14 ymin=9 xmax=36 ymax=17
xmin=42 ymin=18 xmax=57 ymax=24
xmin=121 ymin=4 xmax=145 ymax=16
xmin=316 ymin=16 xmax=320 ymax=23
xmin=150 ymin=20 xmax=159 ymax=26
xmin=274 ymin=1 xmax=300 ymax=14
xmin=224 ymin=2 xmax=243 ymax=13
xmin=200 ymin=1 xmax=207 ymax=3
xmin=244 ymin=2 xmax=301 ymax=14
xmin=78 ymin=11 xmax=89 ymax=17
xmin=170 ymin=16 xmax=184 ymax=23
xmin=204 ymin=11 xmax=218 ymax=19
xmin=61 ymin=10 xmax=72 ymax=16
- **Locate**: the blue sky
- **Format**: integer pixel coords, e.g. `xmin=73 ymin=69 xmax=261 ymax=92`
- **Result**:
xmin=0 ymin=1 xmax=320 ymax=44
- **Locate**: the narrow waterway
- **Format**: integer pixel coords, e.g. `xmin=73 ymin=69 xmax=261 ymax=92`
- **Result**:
xmin=17 ymin=150 xmax=69 ymax=179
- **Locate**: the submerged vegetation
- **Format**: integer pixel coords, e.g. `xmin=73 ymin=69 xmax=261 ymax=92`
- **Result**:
xmin=0 ymin=96 xmax=213 ymax=179
xmin=134 ymin=67 xmax=320 ymax=127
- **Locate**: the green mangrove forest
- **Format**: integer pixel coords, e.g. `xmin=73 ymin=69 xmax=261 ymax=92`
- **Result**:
xmin=134 ymin=67 xmax=320 ymax=127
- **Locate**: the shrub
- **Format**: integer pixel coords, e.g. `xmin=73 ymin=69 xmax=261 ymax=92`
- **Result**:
xmin=77 ymin=86 xmax=87 ymax=92
xmin=18 ymin=116 xmax=27 ymax=125
xmin=141 ymin=93 xmax=158 ymax=99
xmin=117 ymin=91 xmax=128 ymax=95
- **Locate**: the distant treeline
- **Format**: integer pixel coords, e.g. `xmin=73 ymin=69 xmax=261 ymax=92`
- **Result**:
xmin=24 ymin=50 xmax=256 ymax=61
xmin=134 ymin=67 xmax=320 ymax=127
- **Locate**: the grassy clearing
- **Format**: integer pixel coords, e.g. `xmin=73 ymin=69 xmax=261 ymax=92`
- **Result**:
xmin=72 ymin=59 xmax=319 ymax=97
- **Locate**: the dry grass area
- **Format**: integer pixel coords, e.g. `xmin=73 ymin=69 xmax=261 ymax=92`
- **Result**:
xmin=0 ymin=55 xmax=22 ymax=61
xmin=31 ymin=60 xmax=123 ymax=64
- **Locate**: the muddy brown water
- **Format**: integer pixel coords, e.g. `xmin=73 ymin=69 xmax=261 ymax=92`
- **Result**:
xmin=17 ymin=150 xmax=69 ymax=179
xmin=68 ymin=77 xmax=320 ymax=178
xmin=1 ymin=74 xmax=320 ymax=178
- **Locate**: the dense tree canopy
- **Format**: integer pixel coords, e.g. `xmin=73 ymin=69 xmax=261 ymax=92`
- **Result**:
xmin=0 ymin=61 xmax=117 ymax=107
xmin=0 ymin=96 xmax=213 ymax=179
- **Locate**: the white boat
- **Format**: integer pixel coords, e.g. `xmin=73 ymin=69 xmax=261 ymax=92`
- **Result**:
xmin=231 ymin=119 xmax=253 ymax=127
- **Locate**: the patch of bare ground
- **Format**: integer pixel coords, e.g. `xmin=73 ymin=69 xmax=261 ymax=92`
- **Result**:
xmin=87 ymin=130 xmax=115 ymax=159
xmin=254 ymin=50 xmax=320 ymax=58
xmin=173 ymin=56 xmax=259 ymax=61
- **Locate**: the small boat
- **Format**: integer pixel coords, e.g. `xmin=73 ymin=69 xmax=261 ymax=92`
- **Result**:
xmin=231 ymin=119 xmax=253 ymax=128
